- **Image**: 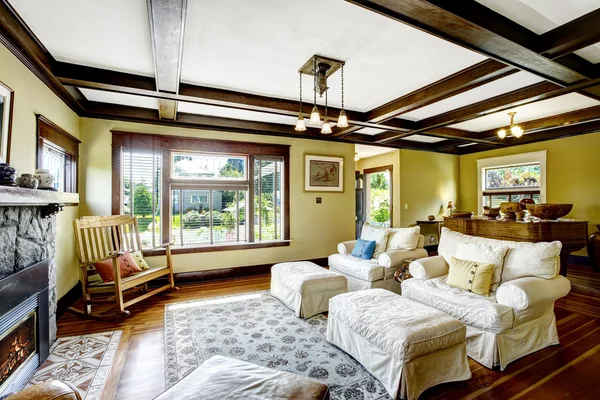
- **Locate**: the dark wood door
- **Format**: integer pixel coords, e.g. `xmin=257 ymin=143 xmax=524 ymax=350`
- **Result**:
xmin=355 ymin=172 xmax=366 ymax=238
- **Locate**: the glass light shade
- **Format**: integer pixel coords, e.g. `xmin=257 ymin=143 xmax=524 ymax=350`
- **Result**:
xmin=337 ymin=110 xmax=349 ymax=128
xmin=310 ymin=106 xmax=321 ymax=124
xmin=497 ymin=129 xmax=507 ymax=139
xmin=294 ymin=114 xmax=306 ymax=131
xmin=511 ymin=125 xmax=524 ymax=138
xmin=321 ymin=119 xmax=332 ymax=134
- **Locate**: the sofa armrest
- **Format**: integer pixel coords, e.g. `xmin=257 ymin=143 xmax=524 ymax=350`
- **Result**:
xmin=408 ymin=256 xmax=449 ymax=280
xmin=496 ymin=276 xmax=571 ymax=311
xmin=338 ymin=240 xmax=357 ymax=255
xmin=378 ymin=248 xmax=428 ymax=269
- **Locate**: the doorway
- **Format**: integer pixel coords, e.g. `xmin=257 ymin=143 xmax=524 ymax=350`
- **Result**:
xmin=363 ymin=166 xmax=393 ymax=228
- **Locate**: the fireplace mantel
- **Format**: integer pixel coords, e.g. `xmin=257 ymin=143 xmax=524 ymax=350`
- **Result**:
xmin=0 ymin=186 xmax=79 ymax=206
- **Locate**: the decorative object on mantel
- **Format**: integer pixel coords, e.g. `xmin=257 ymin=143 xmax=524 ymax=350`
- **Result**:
xmin=450 ymin=210 xmax=474 ymax=218
xmin=483 ymin=206 xmax=500 ymax=220
xmin=295 ymin=55 xmax=347 ymax=133
xmin=0 ymin=162 xmax=16 ymax=186
xmin=33 ymin=168 xmax=56 ymax=191
xmin=497 ymin=111 xmax=524 ymax=139
xmin=500 ymin=201 xmax=521 ymax=220
xmin=304 ymin=154 xmax=344 ymax=192
xmin=515 ymin=210 xmax=526 ymax=221
xmin=526 ymin=203 xmax=573 ymax=220
xmin=427 ymin=215 xmax=435 ymax=221
xmin=588 ymin=225 xmax=600 ymax=273
xmin=519 ymin=197 xmax=535 ymax=211
xmin=15 ymin=173 xmax=38 ymax=189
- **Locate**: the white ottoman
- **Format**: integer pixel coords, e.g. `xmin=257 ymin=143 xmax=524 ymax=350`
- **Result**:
xmin=327 ymin=289 xmax=471 ymax=400
xmin=271 ymin=261 xmax=347 ymax=318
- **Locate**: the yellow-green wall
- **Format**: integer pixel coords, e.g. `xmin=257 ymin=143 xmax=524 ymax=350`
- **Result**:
xmin=356 ymin=150 xmax=400 ymax=227
xmin=460 ymin=132 xmax=600 ymax=254
xmin=79 ymin=118 xmax=356 ymax=272
xmin=0 ymin=42 xmax=80 ymax=297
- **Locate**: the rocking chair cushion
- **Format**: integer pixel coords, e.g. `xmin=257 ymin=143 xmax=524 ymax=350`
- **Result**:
xmin=95 ymin=251 xmax=142 ymax=282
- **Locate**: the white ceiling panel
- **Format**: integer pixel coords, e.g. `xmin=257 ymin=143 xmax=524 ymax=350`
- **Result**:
xmin=401 ymin=71 xmax=545 ymax=121
xmin=181 ymin=0 xmax=486 ymax=112
xmin=80 ymin=88 xmax=158 ymax=110
xmin=355 ymin=127 xmax=388 ymax=136
xmin=10 ymin=0 xmax=155 ymax=76
xmin=403 ymin=135 xmax=446 ymax=143
xmin=575 ymin=44 xmax=600 ymax=64
xmin=355 ymin=144 xmax=396 ymax=160
xmin=449 ymin=93 xmax=599 ymax=132
xmin=475 ymin=0 xmax=600 ymax=34
xmin=178 ymin=102 xmax=298 ymax=126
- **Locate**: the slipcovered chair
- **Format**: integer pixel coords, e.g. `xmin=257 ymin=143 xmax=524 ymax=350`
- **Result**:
xmin=402 ymin=227 xmax=571 ymax=370
xmin=329 ymin=223 xmax=428 ymax=293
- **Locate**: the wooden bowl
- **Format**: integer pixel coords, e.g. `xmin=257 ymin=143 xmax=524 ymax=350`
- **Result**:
xmin=451 ymin=210 xmax=474 ymax=218
xmin=483 ymin=206 xmax=500 ymax=220
xmin=526 ymin=203 xmax=573 ymax=220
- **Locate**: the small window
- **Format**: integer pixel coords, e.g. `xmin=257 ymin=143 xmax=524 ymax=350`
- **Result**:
xmin=485 ymin=163 xmax=540 ymax=190
xmin=36 ymin=115 xmax=80 ymax=193
xmin=172 ymin=152 xmax=246 ymax=180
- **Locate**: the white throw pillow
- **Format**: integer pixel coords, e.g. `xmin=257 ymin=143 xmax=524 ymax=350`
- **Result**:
xmin=455 ymin=242 xmax=508 ymax=292
xmin=361 ymin=222 xmax=390 ymax=259
xmin=386 ymin=226 xmax=421 ymax=251
xmin=438 ymin=228 xmax=468 ymax=264
xmin=502 ymin=241 xmax=562 ymax=281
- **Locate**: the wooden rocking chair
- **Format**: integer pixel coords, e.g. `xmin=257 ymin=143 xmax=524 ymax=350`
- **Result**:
xmin=71 ymin=215 xmax=178 ymax=320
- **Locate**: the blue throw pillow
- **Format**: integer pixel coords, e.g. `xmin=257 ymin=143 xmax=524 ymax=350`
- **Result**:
xmin=351 ymin=239 xmax=377 ymax=260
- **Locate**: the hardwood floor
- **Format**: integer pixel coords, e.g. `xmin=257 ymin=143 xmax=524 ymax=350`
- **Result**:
xmin=57 ymin=273 xmax=600 ymax=400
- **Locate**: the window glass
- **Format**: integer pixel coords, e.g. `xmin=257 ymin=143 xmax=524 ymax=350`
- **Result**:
xmin=172 ymin=153 xmax=246 ymax=180
xmin=485 ymin=163 xmax=540 ymax=190
xmin=254 ymin=159 xmax=283 ymax=241
xmin=42 ymin=144 xmax=65 ymax=192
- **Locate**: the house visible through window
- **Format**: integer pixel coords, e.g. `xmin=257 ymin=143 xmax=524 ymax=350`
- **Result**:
xmin=36 ymin=115 xmax=80 ymax=193
xmin=113 ymin=132 xmax=290 ymax=253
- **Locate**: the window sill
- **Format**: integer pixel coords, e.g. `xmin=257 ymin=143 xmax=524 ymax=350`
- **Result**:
xmin=142 ymin=240 xmax=291 ymax=256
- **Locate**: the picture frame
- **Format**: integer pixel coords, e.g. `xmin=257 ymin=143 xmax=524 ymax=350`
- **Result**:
xmin=0 ymin=81 xmax=14 ymax=164
xmin=304 ymin=154 xmax=344 ymax=192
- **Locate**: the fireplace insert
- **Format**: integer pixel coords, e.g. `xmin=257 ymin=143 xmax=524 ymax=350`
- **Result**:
xmin=0 ymin=311 xmax=36 ymax=388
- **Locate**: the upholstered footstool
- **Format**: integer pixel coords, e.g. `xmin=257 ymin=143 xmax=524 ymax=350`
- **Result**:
xmin=271 ymin=261 xmax=347 ymax=318
xmin=154 ymin=355 xmax=329 ymax=400
xmin=327 ymin=289 xmax=471 ymax=400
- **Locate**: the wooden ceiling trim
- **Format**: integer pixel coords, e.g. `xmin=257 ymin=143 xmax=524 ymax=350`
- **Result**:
xmin=0 ymin=0 xmax=83 ymax=112
xmin=345 ymin=0 xmax=586 ymax=85
xmin=147 ymin=0 xmax=188 ymax=120
xmin=537 ymin=9 xmax=600 ymax=59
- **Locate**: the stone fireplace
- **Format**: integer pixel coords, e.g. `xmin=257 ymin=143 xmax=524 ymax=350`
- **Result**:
xmin=0 ymin=186 xmax=78 ymax=394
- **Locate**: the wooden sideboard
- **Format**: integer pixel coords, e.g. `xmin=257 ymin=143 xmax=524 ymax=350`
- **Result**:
xmin=443 ymin=217 xmax=588 ymax=276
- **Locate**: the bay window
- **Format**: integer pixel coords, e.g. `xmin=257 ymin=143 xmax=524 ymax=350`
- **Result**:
xmin=112 ymin=132 xmax=289 ymax=254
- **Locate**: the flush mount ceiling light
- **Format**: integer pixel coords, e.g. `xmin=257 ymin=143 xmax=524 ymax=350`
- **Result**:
xmin=497 ymin=111 xmax=524 ymax=139
xmin=295 ymin=55 xmax=347 ymax=133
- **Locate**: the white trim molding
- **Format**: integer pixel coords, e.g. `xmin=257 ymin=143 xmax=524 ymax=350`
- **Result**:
xmin=476 ymin=150 xmax=547 ymax=214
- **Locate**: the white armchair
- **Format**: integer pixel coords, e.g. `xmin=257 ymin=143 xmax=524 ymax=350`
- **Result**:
xmin=329 ymin=234 xmax=428 ymax=293
xmin=402 ymin=228 xmax=571 ymax=370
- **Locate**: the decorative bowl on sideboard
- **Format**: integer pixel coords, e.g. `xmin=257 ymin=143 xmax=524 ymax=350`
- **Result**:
xmin=450 ymin=210 xmax=474 ymax=218
xmin=526 ymin=203 xmax=573 ymax=220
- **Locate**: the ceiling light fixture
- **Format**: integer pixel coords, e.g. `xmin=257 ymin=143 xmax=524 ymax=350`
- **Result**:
xmin=498 ymin=112 xmax=524 ymax=139
xmin=297 ymin=55 xmax=346 ymax=132
xmin=294 ymin=72 xmax=306 ymax=131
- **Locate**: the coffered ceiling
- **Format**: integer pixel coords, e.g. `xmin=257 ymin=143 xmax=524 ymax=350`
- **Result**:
xmin=2 ymin=0 xmax=600 ymax=154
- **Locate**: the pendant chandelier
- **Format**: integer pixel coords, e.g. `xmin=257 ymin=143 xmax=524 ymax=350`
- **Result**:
xmin=295 ymin=55 xmax=348 ymax=134
xmin=497 ymin=112 xmax=524 ymax=139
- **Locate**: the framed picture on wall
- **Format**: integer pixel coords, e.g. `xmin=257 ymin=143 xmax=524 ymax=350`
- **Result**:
xmin=0 ymin=81 xmax=14 ymax=163
xmin=304 ymin=154 xmax=344 ymax=192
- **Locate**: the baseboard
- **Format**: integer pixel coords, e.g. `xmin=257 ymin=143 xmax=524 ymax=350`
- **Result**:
xmin=568 ymin=255 xmax=590 ymax=266
xmin=57 ymin=281 xmax=82 ymax=319
xmin=157 ymin=257 xmax=329 ymax=285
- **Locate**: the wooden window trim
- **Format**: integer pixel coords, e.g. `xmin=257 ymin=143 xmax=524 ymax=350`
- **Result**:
xmin=111 ymin=131 xmax=290 ymax=253
xmin=36 ymin=115 xmax=80 ymax=193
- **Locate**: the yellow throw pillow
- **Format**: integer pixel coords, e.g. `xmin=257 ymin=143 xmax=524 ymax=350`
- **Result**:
xmin=447 ymin=256 xmax=494 ymax=297
xmin=131 ymin=250 xmax=151 ymax=270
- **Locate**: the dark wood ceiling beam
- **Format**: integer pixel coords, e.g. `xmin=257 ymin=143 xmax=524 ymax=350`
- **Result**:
xmin=346 ymin=0 xmax=586 ymax=85
xmin=147 ymin=0 xmax=187 ymax=120
xmin=537 ymin=9 xmax=600 ymax=59
xmin=0 ymin=0 xmax=83 ymax=112
xmin=459 ymin=119 xmax=600 ymax=154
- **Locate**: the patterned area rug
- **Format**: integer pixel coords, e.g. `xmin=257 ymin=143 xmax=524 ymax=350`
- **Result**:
xmin=165 ymin=291 xmax=390 ymax=400
xmin=27 ymin=331 xmax=123 ymax=400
